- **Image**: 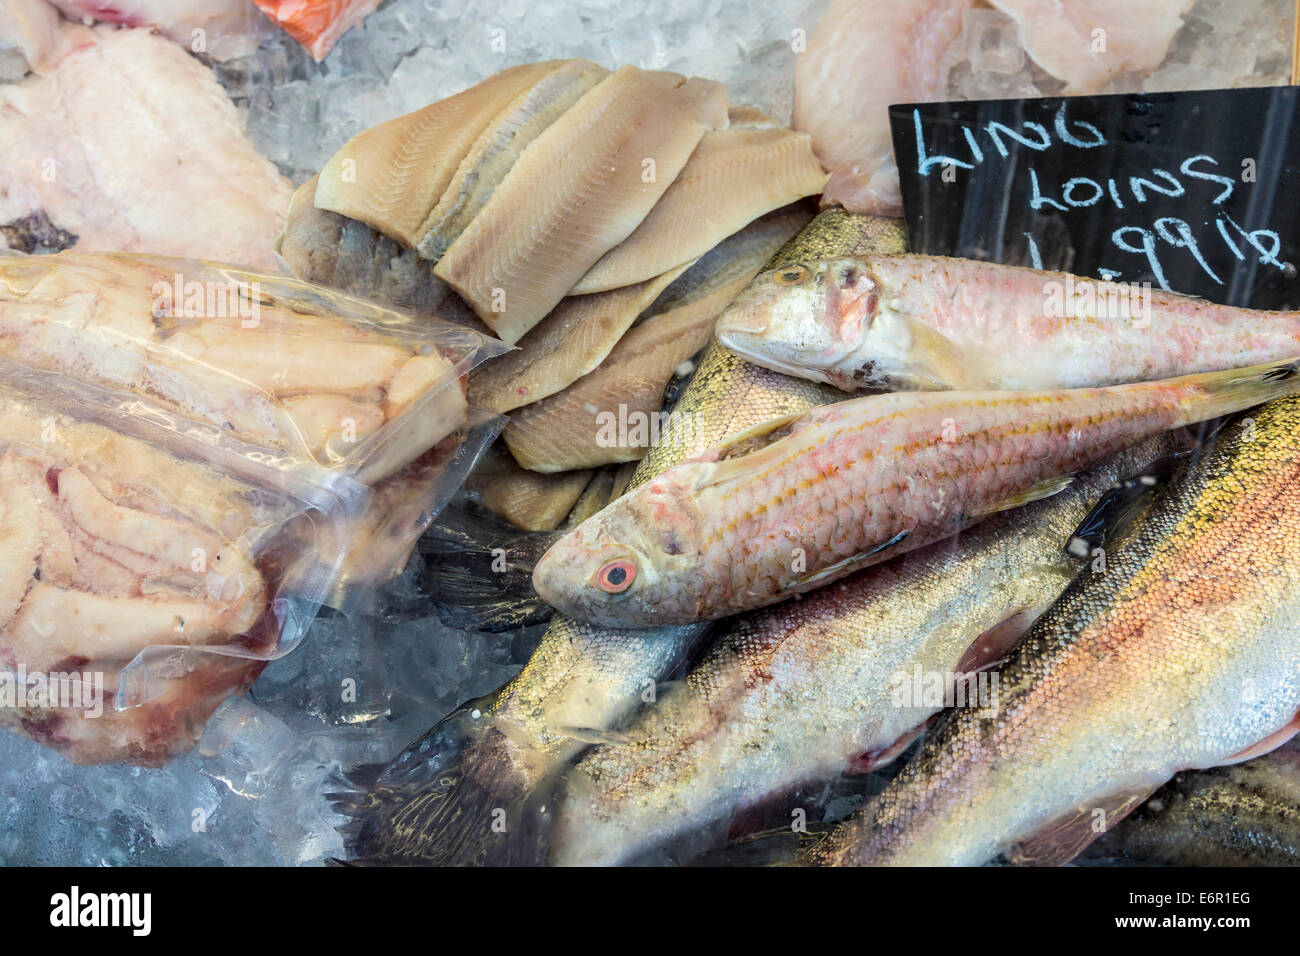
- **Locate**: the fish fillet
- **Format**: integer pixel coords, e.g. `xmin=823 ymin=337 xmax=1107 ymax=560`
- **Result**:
xmin=436 ymin=65 xmax=730 ymax=343
xmin=989 ymin=0 xmax=1194 ymax=93
xmin=794 ymin=0 xmax=972 ymax=216
xmin=467 ymin=262 xmax=691 ymax=414
xmin=0 ymin=388 xmax=278 ymax=765
xmin=0 ymin=28 xmax=292 ymax=271
xmin=470 ymin=444 xmax=593 ymax=532
xmin=0 ymin=251 xmax=468 ymax=484
xmin=571 ymin=121 xmax=827 ymax=294
xmin=417 ymin=59 xmax=610 ymax=262
xmin=503 ymin=207 xmax=812 ymax=472
xmin=314 ymin=62 xmax=566 ymax=252
xmin=250 ymin=0 xmax=380 ymax=61
xmin=47 ymin=0 xmax=277 ymax=60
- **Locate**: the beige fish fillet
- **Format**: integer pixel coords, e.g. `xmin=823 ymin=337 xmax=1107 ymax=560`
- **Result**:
xmin=314 ymin=62 xmax=565 ymax=250
xmin=435 ymin=65 xmax=730 ymax=343
xmin=467 ymin=262 xmax=691 ymax=414
xmin=470 ymin=444 xmax=593 ymax=532
xmin=503 ymin=207 xmax=812 ymax=471
xmin=417 ymin=59 xmax=610 ymax=262
xmin=571 ymin=125 xmax=827 ymax=294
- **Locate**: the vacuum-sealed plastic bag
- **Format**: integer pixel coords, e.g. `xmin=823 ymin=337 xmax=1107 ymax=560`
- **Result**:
xmin=0 ymin=360 xmax=362 ymax=765
xmin=0 ymin=250 xmax=508 ymax=485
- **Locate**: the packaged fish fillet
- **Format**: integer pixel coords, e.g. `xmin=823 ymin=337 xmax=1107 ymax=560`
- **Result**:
xmin=0 ymin=359 xmax=363 ymax=766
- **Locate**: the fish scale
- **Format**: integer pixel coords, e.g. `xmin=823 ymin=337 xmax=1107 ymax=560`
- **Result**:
xmin=809 ymin=395 xmax=1300 ymax=866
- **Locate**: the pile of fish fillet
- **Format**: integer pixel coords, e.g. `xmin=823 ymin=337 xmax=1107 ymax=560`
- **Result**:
xmin=278 ymin=60 xmax=829 ymax=531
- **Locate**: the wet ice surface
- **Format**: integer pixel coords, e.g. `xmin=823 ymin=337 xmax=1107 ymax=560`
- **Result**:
xmin=220 ymin=0 xmax=834 ymax=183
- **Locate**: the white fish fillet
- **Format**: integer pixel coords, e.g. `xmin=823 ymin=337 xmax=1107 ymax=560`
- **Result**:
xmin=47 ymin=0 xmax=275 ymax=60
xmin=989 ymin=0 xmax=1194 ymax=93
xmin=315 ymin=62 xmax=567 ymax=252
xmin=570 ymin=120 xmax=827 ymax=294
xmin=435 ymin=65 xmax=730 ymax=343
xmin=0 ymin=28 xmax=292 ymax=271
xmin=794 ymin=0 xmax=972 ymax=216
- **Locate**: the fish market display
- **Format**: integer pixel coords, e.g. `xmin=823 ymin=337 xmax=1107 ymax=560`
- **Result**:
xmin=794 ymin=0 xmax=972 ymax=216
xmin=347 ymin=212 xmax=876 ymax=866
xmin=548 ymin=436 xmax=1179 ymax=865
xmin=570 ymin=116 xmax=828 ymax=294
xmin=0 ymin=251 xmax=497 ymax=485
xmin=435 ymin=66 xmax=730 ymax=342
xmin=502 ymin=207 xmax=811 ymax=471
xmin=0 ymin=28 xmax=292 ymax=270
xmin=807 ymin=395 xmax=1300 ymax=865
xmin=716 ymin=255 xmax=1300 ymax=392
xmin=535 ymin=358 xmax=1300 ymax=626
xmin=1091 ymin=740 xmax=1300 ymax=866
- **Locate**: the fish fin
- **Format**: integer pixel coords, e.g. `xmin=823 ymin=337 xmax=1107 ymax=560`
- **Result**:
xmin=554 ymin=725 xmax=634 ymax=746
xmin=780 ymin=530 xmax=912 ymax=593
xmin=881 ymin=311 xmax=974 ymax=390
xmin=418 ymin=504 xmax=560 ymax=632
xmin=694 ymin=825 xmax=831 ymax=867
xmin=1173 ymin=357 xmax=1300 ymax=427
xmin=954 ymin=608 xmax=1038 ymax=675
xmin=1065 ymin=456 xmax=1183 ymax=558
xmin=693 ymin=411 xmax=807 ymax=490
xmin=973 ymin=476 xmax=1074 ymax=520
xmin=1007 ymin=786 xmax=1158 ymax=866
xmin=1222 ymin=713 xmax=1300 ymax=765
xmin=846 ymin=722 xmax=927 ymax=774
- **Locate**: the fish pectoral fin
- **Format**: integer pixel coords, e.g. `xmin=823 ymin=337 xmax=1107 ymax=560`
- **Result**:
xmin=694 ymin=411 xmax=807 ymax=490
xmin=1222 ymin=712 xmax=1300 ymax=765
xmin=1007 ymin=786 xmax=1158 ymax=866
xmin=779 ymin=530 xmax=912 ymax=593
xmin=973 ymin=476 xmax=1074 ymax=520
xmin=846 ymin=721 xmax=929 ymax=774
xmin=554 ymin=725 xmax=634 ymax=746
xmin=884 ymin=311 xmax=973 ymax=390
xmin=1065 ymin=457 xmax=1182 ymax=558
xmin=954 ymin=608 xmax=1038 ymax=675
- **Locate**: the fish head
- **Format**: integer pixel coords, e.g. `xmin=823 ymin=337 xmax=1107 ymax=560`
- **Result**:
xmin=532 ymin=479 xmax=704 ymax=627
xmin=716 ymin=257 xmax=964 ymax=392
xmin=716 ymin=258 xmax=888 ymax=390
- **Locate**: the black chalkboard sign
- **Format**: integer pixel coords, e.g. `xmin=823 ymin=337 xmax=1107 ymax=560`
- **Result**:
xmin=889 ymin=87 xmax=1300 ymax=310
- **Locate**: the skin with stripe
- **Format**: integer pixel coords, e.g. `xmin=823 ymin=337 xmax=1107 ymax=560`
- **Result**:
xmin=347 ymin=210 xmax=891 ymax=865
xmin=808 ymin=396 xmax=1300 ymax=866
xmin=715 ymin=255 xmax=1300 ymax=392
xmin=548 ymin=437 xmax=1178 ymax=866
xmin=534 ymin=361 xmax=1300 ymax=626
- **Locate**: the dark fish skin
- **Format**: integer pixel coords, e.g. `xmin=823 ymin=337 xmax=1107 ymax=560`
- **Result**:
xmin=1 ymin=210 xmax=77 ymax=254
xmin=1089 ymin=740 xmax=1300 ymax=866
xmin=344 ymin=210 xmax=902 ymax=865
xmin=807 ymin=395 xmax=1300 ymax=867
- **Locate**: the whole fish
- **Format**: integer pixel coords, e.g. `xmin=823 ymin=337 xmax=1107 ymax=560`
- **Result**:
xmin=807 ymin=396 xmax=1300 ymax=866
xmin=715 ymin=255 xmax=1300 ymax=392
xmin=1090 ymin=740 xmax=1300 ymax=867
xmin=548 ymin=435 xmax=1181 ymax=866
xmin=345 ymin=210 xmax=885 ymax=865
xmin=534 ymin=358 xmax=1300 ymax=626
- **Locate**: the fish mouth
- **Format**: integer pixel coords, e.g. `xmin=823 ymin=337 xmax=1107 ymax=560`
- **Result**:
xmin=716 ymin=329 xmax=839 ymax=386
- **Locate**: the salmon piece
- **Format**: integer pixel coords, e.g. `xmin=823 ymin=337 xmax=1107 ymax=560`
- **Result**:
xmin=249 ymin=0 xmax=380 ymax=60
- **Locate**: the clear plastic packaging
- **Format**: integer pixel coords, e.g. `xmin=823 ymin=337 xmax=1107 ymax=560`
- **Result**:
xmin=0 ymin=360 xmax=362 ymax=766
xmin=0 ymin=250 xmax=509 ymax=486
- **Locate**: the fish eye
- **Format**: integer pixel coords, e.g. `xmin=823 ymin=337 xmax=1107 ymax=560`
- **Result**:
xmin=595 ymin=559 xmax=637 ymax=594
xmin=773 ymin=264 xmax=810 ymax=286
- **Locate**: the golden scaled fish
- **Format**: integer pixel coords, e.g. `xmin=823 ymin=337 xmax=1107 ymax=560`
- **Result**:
xmin=807 ymin=396 xmax=1300 ymax=866
xmin=534 ymin=357 xmax=1300 ymax=627
xmin=715 ymin=255 xmax=1300 ymax=392
xmin=547 ymin=436 xmax=1180 ymax=866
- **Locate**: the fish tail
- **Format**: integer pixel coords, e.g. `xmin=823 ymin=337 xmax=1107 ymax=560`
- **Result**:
xmin=420 ymin=505 xmax=562 ymax=632
xmin=1172 ymin=356 xmax=1300 ymax=427
xmin=341 ymin=703 xmax=557 ymax=866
